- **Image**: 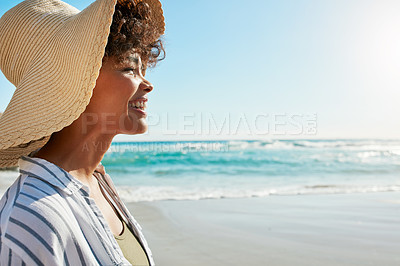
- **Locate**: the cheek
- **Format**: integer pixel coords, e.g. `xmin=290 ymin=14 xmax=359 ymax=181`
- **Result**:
xmin=114 ymin=77 xmax=140 ymax=100
xmin=100 ymin=79 xmax=139 ymax=109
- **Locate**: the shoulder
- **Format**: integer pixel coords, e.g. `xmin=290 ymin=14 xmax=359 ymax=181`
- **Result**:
xmin=0 ymin=175 xmax=84 ymax=265
xmin=0 ymin=243 xmax=27 ymax=265
xmin=12 ymin=175 xmax=72 ymax=223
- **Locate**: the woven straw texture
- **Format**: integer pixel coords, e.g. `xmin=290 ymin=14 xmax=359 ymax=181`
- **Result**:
xmin=0 ymin=0 xmax=165 ymax=168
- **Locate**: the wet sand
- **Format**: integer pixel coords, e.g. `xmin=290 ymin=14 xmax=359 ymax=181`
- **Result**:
xmin=127 ymin=192 xmax=400 ymax=266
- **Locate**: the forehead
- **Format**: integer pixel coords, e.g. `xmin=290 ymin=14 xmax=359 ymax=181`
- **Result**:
xmin=116 ymin=50 xmax=142 ymax=64
xmin=103 ymin=52 xmax=142 ymax=68
xmin=123 ymin=54 xmax=141 ymax=65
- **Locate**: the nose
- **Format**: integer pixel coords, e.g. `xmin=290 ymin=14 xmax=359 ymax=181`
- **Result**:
xmin=140 ymin=77 xmax=153 ymax=93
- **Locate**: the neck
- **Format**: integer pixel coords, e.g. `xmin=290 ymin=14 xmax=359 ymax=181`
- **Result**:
xmin=33 ymin=119 xmax=114 ymax=187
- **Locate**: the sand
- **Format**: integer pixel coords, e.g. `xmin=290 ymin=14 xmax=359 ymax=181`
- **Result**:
xmin=127 ymin=192 xmax=400 ymax=266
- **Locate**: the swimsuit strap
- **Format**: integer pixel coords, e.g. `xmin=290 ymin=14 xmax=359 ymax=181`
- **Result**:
xmin=92 ymin=171 xmax=143 ymax=243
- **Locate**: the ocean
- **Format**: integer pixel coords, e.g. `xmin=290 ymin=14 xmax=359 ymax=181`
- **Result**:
xmin=1 ymin=139 xmax=400 ymax=202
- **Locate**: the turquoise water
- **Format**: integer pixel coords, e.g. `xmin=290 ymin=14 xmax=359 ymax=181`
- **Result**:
xmin=0 ymin=139 xmax=398 ymax=202
xmin=100 ymin=139 xmax=400 ymax=202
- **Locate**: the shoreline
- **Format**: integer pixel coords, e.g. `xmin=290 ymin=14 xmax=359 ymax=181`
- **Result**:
xmin=128 ymin=192 xmax=400 ymax=266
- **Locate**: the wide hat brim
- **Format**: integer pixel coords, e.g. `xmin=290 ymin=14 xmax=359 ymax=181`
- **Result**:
xmin=0 ymin=0 xmax=165 ymax=168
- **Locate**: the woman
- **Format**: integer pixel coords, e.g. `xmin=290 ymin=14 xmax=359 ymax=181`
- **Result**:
xmin=0 ymin=0 xmax=165 ymax=265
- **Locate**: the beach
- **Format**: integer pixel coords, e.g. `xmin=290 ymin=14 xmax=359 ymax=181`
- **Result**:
xmin=128 ymin=192 xmax=400 ymax=266
xmin=1 ymin=140 xmax=399 ymax=265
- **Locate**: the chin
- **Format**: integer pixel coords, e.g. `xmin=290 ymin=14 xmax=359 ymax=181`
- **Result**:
xmin=119 ymin=116 xmax=148 ymax=135
xmin=122 ymin=122 xmax=148 ymax=135
xmin=134 ymin=125 xmax=148 ymax=135
xmin=135 ymin=119 xmax=148 ymax=134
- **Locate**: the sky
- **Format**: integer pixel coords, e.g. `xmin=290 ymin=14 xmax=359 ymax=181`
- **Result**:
xmin=0 ymin=0 xmax=399 ymax=141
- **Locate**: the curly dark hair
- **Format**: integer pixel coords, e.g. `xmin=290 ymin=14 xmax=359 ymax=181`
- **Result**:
xmin=104 ymin=0 xmax=165 ymax=69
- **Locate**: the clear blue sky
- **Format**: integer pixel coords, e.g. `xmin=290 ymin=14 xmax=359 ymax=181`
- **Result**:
xmin=1 ymin=0 xmax=399 ymax=141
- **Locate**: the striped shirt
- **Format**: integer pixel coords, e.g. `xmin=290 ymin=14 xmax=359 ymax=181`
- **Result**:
xmin=0 ymin=156 xmax=154 ymax=265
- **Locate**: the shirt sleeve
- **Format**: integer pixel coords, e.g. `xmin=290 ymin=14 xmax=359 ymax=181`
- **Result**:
xmin=1 ymin=188 xmax=92 ymax=266
xmin=0 ymin=243 xmax=27 ymax=266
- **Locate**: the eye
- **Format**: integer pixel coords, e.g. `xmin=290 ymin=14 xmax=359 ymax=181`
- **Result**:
xmin=123 ymin=68 xmax=138 ymax=75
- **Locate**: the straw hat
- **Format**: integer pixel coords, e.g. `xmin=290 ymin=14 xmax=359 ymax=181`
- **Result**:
xmin=0 ymin=0 xmax=165 ymax=168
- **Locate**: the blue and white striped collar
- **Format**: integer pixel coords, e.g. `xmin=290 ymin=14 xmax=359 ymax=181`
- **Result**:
xmin=18 ymin=156 xmax=88 ymax=195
